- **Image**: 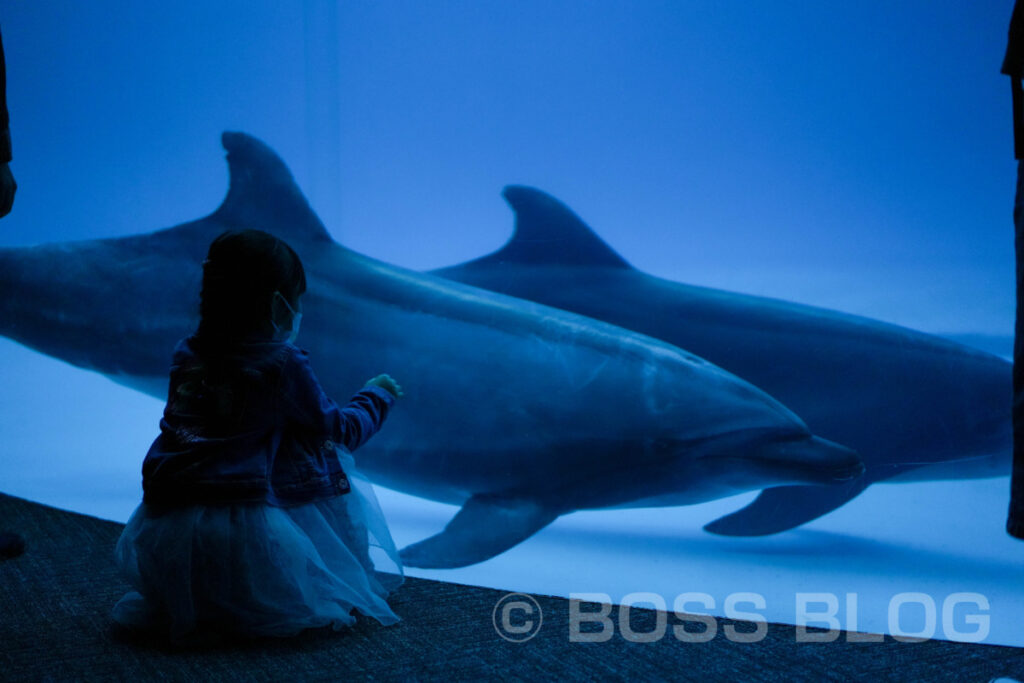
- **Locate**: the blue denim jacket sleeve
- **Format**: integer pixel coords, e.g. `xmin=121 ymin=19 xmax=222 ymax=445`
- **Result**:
xmin=281 ymin=347 xmax=396 ymax=452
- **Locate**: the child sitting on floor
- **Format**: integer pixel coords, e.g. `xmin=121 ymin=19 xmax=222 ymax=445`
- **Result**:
xmin=111 ymin=229 xmax=404 ymax=644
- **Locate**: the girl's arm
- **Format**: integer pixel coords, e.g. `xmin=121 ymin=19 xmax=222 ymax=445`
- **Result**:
xmin=282 ymin=349 xmax=396 ymax=452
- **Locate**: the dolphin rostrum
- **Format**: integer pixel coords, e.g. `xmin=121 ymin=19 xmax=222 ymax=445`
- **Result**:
xmin=431 ymin=185 xmax=1012 ymax=536
xmin=0 ymin=135 xmax=863 ymax=567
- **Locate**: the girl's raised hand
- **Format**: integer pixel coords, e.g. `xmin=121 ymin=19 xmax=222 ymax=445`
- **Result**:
xmin=365 ymin=374 xmax=403 ymax=399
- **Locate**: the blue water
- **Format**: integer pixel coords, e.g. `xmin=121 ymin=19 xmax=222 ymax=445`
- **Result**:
xmin=2 ymin=1 xmax=1022 ymax=646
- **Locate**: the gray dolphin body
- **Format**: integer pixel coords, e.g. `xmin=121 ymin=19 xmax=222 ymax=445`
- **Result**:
xmin=431 ymin=186 xmax=1012 ymax=536
xmin=0 ymin=134 xmax=862 ymax=567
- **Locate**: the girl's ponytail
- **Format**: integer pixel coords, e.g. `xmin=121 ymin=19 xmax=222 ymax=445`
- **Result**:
xmin=181 ymin=230 xmax=307 ymax=422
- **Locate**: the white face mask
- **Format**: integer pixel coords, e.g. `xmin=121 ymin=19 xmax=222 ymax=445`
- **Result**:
xmin=273 ymin=292 xmax=302 ymax=343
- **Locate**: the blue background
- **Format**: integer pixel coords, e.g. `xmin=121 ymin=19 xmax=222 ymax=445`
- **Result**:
xmin=1 ymin=2 xmax=1015 ymax=346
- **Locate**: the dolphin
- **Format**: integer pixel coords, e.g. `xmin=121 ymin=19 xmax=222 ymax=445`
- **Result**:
xmin=430 ymin=185 xmax=1012 ymax=536
xmin=0 ymin=133 xmax=862 ymax=567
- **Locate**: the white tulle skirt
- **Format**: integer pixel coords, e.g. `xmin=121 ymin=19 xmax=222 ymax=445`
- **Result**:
xmin=111 ymin=450 xmax=403 ymax=644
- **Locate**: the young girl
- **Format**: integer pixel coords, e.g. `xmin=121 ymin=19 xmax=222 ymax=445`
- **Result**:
xmin=111 ymin=229 xmax=404 ymax=644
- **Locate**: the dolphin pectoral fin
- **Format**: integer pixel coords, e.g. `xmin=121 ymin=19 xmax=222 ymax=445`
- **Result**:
xmin=399 ymin=493 xmax=561 ymax=568
xmin=702 ymin=478 xmax=871 ymax=537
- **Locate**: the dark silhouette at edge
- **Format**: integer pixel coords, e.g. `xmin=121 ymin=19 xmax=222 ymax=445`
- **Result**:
xmin=1003 ymin=0 xmax=1024 ymax=539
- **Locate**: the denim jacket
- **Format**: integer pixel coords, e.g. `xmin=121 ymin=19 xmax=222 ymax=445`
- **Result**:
xmin=141 ymin=336 xmax=395 ymax=507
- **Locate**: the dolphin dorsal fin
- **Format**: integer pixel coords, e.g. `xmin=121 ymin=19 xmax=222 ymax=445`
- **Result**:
xmin=212 ymin=132 xmax=334 ymax=244
xmin=481 ymin=186 xmax=632 ymax=269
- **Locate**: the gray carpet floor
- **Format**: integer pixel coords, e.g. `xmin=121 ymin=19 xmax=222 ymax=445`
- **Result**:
xmin=1 ymin=491 xmax=1023 ymax=682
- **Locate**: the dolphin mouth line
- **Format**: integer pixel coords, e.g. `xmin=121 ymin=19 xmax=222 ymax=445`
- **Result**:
xmin=686 ymin=429 xmax=864 ymax=482
xmin=708 ymin=453 xmax=864 ymax=481
xmin=756 ymin=455 xmax=864 ymax=482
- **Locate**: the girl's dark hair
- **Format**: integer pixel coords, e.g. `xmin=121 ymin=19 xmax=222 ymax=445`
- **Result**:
xmin=174 ymin=230 xmax=306 ymax=426
xmin=195 ymin=229 xmax=307 ymax=353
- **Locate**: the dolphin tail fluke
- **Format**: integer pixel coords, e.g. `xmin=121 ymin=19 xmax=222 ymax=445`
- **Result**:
xmin=398 ymin=493 xmax=561 ymax=568
xmin=702 ymin=478 xmax=870 ymax=537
